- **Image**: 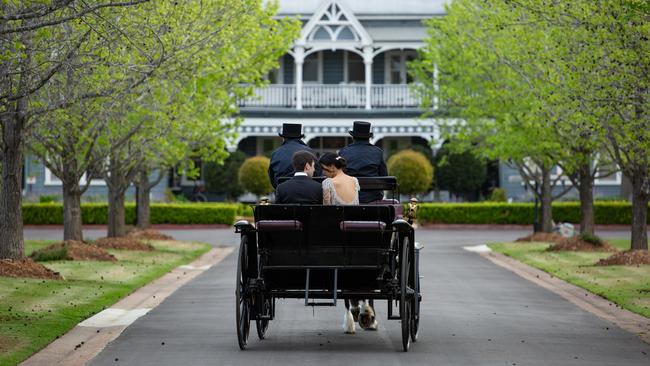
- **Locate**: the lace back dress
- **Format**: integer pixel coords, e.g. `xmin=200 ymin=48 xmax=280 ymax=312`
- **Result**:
xmin=322 ymin=177 xmax=360 ymax=205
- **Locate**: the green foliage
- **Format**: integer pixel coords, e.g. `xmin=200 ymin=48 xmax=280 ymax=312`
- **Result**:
xmin=38 ymin=195 xmax=59 ymax=203
xmin=417 ymin=202 xmax=646 ymax=225
xmin=387 ymin=150 xmax=434 ymax=196
xmin=22 ymin=203 xmax=237 ymax=225
xmin=434 ymin=145 xmax=487 ymax=198
xmin=238 ymin=156 xmax=273 ymax=197
xmin=488 ymin=188 xmax=507 ymax=202
xmin=204 ymin=151 xmax=247 ymax=200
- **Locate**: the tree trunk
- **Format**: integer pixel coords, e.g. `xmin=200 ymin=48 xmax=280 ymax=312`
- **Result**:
xmin=540 ymin=167 xmax=553 ymax=233
xmin=136 ymin=169 xmax=151 ymax=229
xmin=630 ymin=171 xmax=649 ymax=250
xmin=62 ymin=182 xmax=84 ymax=241
xmin=107 ymin=182 xmax=127 ymax=238
xmin=0 ymin=115 xmax=25 ymax=259
xmin=578 ymin=163 xmax=595 ymax=236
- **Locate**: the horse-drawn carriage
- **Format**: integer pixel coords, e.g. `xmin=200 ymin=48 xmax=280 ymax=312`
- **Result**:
xmin=233 ymin=177 xmax=422 ymax=352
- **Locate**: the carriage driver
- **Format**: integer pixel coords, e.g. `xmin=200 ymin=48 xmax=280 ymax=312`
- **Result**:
xmin=268 ymin=123 xmax=320 ymax=189
xmin=339 ymin=121 xmax=388 ymax=203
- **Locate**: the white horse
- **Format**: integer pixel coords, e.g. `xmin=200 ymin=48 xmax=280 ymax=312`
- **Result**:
xmin=343 ymin=299 xmax=378 ymax=334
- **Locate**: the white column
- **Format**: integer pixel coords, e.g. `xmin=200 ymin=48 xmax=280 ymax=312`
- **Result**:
xmin=363 ymin=46 xmax=373 ymax=110
xmin=294 ymin=46 xmax=305 ymax=110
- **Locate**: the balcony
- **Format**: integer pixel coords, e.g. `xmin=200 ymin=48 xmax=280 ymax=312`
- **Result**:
xmin=238 ymin=84 xmax=420 ymax=110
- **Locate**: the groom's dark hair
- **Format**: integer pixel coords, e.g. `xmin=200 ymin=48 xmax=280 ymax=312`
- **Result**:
xmin=292 ymin=150 xmax=317 ymax=172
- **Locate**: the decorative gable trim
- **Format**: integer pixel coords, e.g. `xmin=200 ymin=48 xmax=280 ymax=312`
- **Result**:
xmin=297 ymin=0 xmax=372 ymax=48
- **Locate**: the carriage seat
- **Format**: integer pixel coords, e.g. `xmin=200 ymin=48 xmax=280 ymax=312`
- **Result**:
xmin=339 ymin=221 xmax=386 ymax=232
xmin=256 ymin=220 xmax=303 ymax=232
xmin=369 ymin=199 xmax=403 ymax=218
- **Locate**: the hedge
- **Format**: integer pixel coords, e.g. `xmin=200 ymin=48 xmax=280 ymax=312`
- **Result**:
xmin=416 ymin=202 xmax=646 ymax=225
xmin=23 ymin=203 xmax=237 ymax=225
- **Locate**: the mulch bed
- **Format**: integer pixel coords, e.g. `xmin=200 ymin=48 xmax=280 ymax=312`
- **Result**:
xmin=515 ymin=232 xmax=565 ymax=244
xmin=546 ymin=236 xmax=617 ymax=252
xmin=30 ymin=241 xmax=116 ymax=262
xmin=596 ymin=250 xmax=650 ymax=266
xmin=94 ymin=237 xmax=154 ymax=251
xmin=127 ymin=228 xmax=173 ymax=241
xmin=0 ymin=258 xmax=63 ymax=280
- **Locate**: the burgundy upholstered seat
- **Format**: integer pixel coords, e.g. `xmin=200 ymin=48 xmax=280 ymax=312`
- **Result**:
xmin=256 ymin=220 xmax=303 ymax=232
xmin=339 ymin=221 xmax=386 ymax=232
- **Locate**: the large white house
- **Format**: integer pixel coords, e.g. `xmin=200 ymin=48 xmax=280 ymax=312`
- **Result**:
xmin=234 ymin=0 xmax=446 ymax=158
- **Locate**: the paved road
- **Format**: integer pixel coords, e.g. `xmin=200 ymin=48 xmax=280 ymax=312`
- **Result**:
xmin=56 ymin=228 xmax=647 ymax=366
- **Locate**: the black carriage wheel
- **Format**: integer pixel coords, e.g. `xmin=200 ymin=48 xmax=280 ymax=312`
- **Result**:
xmin=236 ymin=236 xmax=251 ymax=350
xmin=256 ymin=296 xmax=270 ymax=340
xmin=411 ymin=241 xmax=420 ymax=342
xmin=400 ymin=236 xmax=411 ymax=352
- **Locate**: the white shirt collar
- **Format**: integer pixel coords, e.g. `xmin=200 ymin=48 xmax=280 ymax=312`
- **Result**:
xmin=294 ymin=172 xmax=308 ymax=177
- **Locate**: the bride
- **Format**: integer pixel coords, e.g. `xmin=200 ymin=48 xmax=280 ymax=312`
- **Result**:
xmin=319 ymin=152 xmax=359 ymax=205
xmin=318 ymin=152 xmax=378 ymax=333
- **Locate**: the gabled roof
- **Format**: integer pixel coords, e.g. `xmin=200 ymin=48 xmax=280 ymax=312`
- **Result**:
xmin=297 ymin=0 xmax=372 ymax=47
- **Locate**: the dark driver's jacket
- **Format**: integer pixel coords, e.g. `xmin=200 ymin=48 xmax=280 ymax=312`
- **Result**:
xmin=268 ymin=139 xmax=319 ymax=189
xmin=339 ymin=141 xmax=388 ymax=203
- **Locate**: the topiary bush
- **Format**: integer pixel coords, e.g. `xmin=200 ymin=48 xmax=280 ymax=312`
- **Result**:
xmin=387 ymin=149 xmax=433 ymax=196
xmin=488 ymin=188 xmax=507 ymax=202
xmin=238 ymin=156 xmax=273 ymax=197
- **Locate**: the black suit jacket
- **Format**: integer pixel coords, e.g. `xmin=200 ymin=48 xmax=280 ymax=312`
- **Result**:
xmin=275 ymin=175 xmax=323 ymax=204
xmin=268 ymin=139 xmax=320 ymax=188
xmin=339 ymin=141 xmax=388 ymax=203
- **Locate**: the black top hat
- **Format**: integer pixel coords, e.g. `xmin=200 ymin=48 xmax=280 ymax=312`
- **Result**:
xmin=349 ymin=121 xmax=373 ymax=138
xmin=279 ymin=123 xmax=304 ymax=139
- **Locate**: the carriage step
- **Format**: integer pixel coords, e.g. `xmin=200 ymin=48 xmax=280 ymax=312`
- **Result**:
xmin=306 ymin=302 xmax=337 ymax=307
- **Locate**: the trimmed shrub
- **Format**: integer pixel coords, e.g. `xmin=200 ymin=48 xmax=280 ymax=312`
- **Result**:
xmin=487 ymin=188 xmax=507 ymax=202
xmin=23 ymin=203 xmax=237 ymax=225
xmin=387 ymin=150 xmax=434 ymax=195
xmin=239 ymin=156 xmax=273 ymax=197
xmin=416 ymin=201 xmax=646 ymax=225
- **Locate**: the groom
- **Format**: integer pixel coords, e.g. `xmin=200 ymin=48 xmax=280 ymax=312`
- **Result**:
xmin=275 ymin=150 xmax=322 ymax=204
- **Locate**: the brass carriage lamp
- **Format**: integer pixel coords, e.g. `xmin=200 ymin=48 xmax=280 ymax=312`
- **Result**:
xmin=406 ymin=197 xmax=419 ymax=225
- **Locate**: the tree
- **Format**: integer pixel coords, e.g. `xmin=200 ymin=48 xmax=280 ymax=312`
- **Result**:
xmin=239 ymin=156 xmax=272 ymax=197
xmin=410 ymin=0 xmax=590 ymax=232
xmin=204 ymin=151 xmax=247 ymax=201
xmin=434 ymin=144 xmax=486 ymax=201
xmin=387 ymin=150 xmax=433 ymax=196
xmin=501 ymin=0 xmax=649 ymax=248
xmin=96 ymin=0 xmax=298 ymax=236
xmin=0 ymin=0 xmax=151 ymax=259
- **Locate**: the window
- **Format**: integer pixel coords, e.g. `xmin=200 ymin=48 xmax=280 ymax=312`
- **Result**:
xmin=265 ymin=57 xmax=283 ymax=84
xmin=345 ymin=52 xmax=364 ymax=83
xmin=303 ymin=52 xmax=322 ymax=83
xmin=44 ymin=167 xmax=105 ymax=186
xmin=594 ymin=155 xmax=622 ymax=185
xmin=385 ymin=51 xmax=417 ymax=84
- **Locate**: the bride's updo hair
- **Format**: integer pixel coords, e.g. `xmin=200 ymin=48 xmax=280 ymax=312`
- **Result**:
xmin=319 ymin=152 xmax=347 ymax=169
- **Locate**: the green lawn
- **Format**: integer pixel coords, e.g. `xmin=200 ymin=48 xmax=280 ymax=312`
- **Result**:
xmin=0 ymin=239 xmax=211 ymax=366
xmin=488 ymin=239 xmax=650 ymax=319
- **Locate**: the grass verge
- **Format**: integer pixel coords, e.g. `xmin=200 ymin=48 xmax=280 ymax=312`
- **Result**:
xmin=0 ymin=239 xmax=211 ymax=366
xmin=488 ymin=239 xmax=650 ymax=319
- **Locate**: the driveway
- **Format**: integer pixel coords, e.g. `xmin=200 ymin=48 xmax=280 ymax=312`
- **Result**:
xmin=37 ymin=227 xmax=645 ymax=366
